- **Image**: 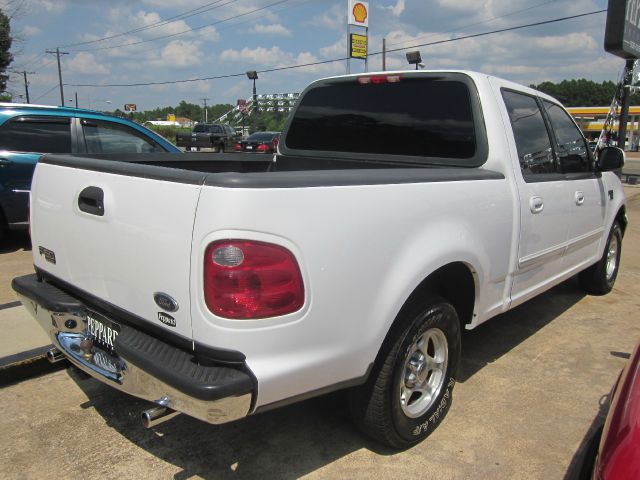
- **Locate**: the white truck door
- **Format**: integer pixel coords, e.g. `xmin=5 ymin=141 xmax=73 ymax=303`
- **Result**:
xmin=540 ymin=100 xmax=606 ymax=269
xmin=499 ymin=88 xmax=570 ymax=305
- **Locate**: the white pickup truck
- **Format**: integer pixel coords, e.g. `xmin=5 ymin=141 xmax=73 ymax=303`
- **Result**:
xmin=13 ymin=71 xmax=626 ymax=449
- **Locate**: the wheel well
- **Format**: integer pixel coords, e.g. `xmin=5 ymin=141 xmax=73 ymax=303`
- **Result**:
xmin=396 ymin=262 xmax=476 ymax=329
xmin=616 ymin=206 xmax=627 ymax=236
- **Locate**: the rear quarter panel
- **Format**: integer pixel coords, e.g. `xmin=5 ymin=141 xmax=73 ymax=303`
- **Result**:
xmin=191 ymin=174 xmax=513 ymax=408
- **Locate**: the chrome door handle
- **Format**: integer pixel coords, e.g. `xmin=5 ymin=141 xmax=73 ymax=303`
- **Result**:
xmin=530 ymin=196 xmax=544 ymax=214
xmin=575 ymin=191 xmax=585 ymax=206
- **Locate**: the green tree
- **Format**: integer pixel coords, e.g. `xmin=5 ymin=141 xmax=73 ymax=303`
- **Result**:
xmin=0 ymin=9 xmax=13 ymax=93
xmin=530 ymin=78 xmax=640 ymax=107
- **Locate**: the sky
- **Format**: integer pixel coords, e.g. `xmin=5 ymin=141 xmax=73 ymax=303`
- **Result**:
xmin=0 ymin=0 xmax=627 ymax=112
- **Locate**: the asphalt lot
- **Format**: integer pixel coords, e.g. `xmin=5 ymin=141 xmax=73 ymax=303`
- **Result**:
xmin=0 ymin=186 xmax=639 ymax=479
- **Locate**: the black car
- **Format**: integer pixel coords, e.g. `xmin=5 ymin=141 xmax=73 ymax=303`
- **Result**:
xmin=235 ymin=131 xmax=280 ymax=153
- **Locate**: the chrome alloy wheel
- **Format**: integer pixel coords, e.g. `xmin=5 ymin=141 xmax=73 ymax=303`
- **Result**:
xmin=606 ymin=233 xmax=620 ymax=281
xmin=399 ymin=328 xmax=448 ymax=418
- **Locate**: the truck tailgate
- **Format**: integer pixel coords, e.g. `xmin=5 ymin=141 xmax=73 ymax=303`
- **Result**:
xmin=29 ymin=159 xmax=203 ymax=341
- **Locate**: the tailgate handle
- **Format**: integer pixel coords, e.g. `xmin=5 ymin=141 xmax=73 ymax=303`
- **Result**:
xmin=78 ymin=186 xmax=105 ymax=216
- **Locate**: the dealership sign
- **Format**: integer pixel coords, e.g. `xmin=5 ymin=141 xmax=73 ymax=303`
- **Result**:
xmin=348 ymin=0 xmax=369 ymax=27
xmin=605 ymin=0 xmax=640 ymax=58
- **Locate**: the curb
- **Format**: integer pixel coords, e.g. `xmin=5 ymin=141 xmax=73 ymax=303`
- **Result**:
xmin=0 ymin=345 xmax=68 ymax=386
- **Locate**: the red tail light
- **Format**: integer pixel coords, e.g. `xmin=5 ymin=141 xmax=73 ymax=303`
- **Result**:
xmin=234 ymin=143 xmax=242 ymax=151
xmin=204 ymin=240 xmax=304 ymax=319
xmin=256 ymin=143 xmax=269 ymax=152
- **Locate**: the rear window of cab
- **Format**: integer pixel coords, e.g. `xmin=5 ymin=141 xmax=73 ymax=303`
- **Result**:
xmin=284 ymin=73 xmax=487 ymax=166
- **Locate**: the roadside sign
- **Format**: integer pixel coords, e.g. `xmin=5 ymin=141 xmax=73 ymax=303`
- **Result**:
xmin=350 ymin=33 xmax=368 ymax=59
xmin=605 ymin=0 xmax=640 ymax=59
xmin=167 ymin=113 xmax=176 ymax=122
xmin=238 ymin=99 xmax=248 ymax=113
xmin=124 ymin=103 xmax=137 ymax=112
xmin=348 ymin=0 xmax=369 ymax=27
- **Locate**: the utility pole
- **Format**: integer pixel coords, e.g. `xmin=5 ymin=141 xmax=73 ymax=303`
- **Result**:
xmin=46 ymin=48 xmax=69 ymax=106
xmin=74 ymin=91 xmax=78 ymax=108
xmin=10 ymin=70 xmax=35 ymax=103
xmin=202 ymin=98 xmax=209 ymax=123
xmin=382 ymin=38 xmax=386 ymax=71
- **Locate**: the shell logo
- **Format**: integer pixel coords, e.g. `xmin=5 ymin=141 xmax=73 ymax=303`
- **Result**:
xmin=352 ymin=2 xmax=367 ymax=24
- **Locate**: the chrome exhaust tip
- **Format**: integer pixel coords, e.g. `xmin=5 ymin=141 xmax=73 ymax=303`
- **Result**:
xmin=142 ymin=406 xmax=179 ymax=429
xmin=46 ymin=348 xmax=65 ymax=364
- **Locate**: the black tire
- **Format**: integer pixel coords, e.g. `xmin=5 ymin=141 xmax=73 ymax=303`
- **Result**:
xmin=185 ymin=146 xmax=191 ymax=151
xmin=218 ymin=143 xmax=225 ymax=153
xmin=579 ymin=221 xmax=622 ymax=295
xmin=349 ymin=297 xmax=461 ymax=449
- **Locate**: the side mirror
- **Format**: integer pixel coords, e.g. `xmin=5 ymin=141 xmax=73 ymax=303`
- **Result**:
xmin=596 ymin=146 xmax=624 ymax=172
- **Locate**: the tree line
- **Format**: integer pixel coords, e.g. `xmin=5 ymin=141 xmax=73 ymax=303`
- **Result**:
xmin=530 ymin=78 xmax=640 ymax=107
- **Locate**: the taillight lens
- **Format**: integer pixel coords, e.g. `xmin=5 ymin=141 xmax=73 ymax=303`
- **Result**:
xmin=256 ymin=143 xmax=269 ymax=152
xmin=204 ymin=240 xmax=304 ymax=319
xmin=234 ymin=143 xmax=242 ymax=151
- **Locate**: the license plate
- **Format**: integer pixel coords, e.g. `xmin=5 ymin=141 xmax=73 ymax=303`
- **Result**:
xmin=246 ymin=145 xmax=253 ymax=150
xmin=86 ymin=310 xmax=120 ymax=353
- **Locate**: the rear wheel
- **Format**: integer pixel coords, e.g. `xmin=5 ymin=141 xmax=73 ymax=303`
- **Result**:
xmin=579 ymin=221 xmax=622 ymax=295
xmin=185 ymin=146 xmax=191 ymax=152
xmin=218 ymin=143 xmax=225 ymax=153
xmin=349 ymin=297 xmax=461 ymax=449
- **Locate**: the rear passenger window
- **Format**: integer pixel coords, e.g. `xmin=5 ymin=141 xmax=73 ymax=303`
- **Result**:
xmin=81 ymin=119 xmax=165 ymax=153
xmin=0 ymin=116 xmax=71 ymax=153
xmin=502 ymin=90 xmax=556 ymax=176
xmin=542 ymin=101 xmax=591 ymax=173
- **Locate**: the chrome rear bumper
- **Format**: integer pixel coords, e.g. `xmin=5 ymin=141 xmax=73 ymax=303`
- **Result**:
xmin=13 ymin=274 xmax=253 ymax=426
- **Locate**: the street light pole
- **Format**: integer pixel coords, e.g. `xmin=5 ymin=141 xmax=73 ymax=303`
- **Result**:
xmin=246 ymin=71 xmax=258 ymax=134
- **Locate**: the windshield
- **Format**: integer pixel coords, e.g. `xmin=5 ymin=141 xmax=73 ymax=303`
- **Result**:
xmin=285 ymin=75 xmax=481 ymax=165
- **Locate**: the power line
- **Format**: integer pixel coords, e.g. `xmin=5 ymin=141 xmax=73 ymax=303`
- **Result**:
xmin=32 ymin=84 xmax=59 ymax=102
xmin=385 ymin=0 xmax=559 ymax=48
xmin=69 ymin=0 xmax=291 ymax=52
xmin=66 ymin=9 xmax=606 ymax=88
xmin=58 ymin=0 xmax=239 ymax=49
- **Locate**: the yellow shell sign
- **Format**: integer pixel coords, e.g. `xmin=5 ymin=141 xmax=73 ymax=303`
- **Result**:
xmin=353 ymin=3 xmax=367 ymax=23
xmin=348 ymin=0 xmax=369 ymax=27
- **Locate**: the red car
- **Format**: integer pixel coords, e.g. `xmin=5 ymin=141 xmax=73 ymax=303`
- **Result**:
xmin=235 ymin=131 xmax=280 ymax=153
xmin=587 ymin=341 xmax=640 ymax=479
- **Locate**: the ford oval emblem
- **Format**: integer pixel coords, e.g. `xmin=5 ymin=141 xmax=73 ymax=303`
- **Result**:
xmin=153 ymin=293 xmax=179 ymax=312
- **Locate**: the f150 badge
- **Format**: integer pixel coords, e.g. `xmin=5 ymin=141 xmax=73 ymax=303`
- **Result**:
xmin=38 ymin=246 xmax=56 ymax=265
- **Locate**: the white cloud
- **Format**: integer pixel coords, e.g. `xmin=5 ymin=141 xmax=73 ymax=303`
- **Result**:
xmin=151 ymin=40 xmax=202 ymax=68
xmin=381 ymin=0 xmax=405 ymax=17
xmin=66 ymin=53 xmax=110 ymax=75
xmin=22 ymin=25 xmax=41 ymax=37
xmin=249 ymin=24 xmax=292 ymax=36
xmin=310 ymin=4 xmax=345 ymax=31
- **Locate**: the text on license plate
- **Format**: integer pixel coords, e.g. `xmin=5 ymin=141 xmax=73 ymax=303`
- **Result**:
xmin=87 ymin=313 xmax=120 ymax=350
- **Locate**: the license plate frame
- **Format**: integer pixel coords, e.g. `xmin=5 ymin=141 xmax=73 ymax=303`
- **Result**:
xmin=86 ymin=310 xmax=121 ymax=353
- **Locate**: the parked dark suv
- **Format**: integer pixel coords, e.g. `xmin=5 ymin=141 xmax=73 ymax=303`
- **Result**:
xmin=176 ymin=123 xmax=239 ymax=152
